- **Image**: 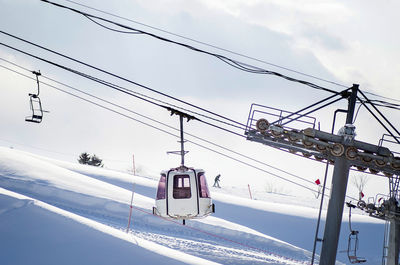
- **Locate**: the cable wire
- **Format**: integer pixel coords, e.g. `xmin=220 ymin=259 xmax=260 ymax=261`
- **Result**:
xmin=61 ymin=0 xmax=400 ymax=106
xmin=61 ymin=0 xmax=349 ymax=89
xmin=0 ymin=61 xmax=324 ymax=195
xmin=1 ymin=60 xmax=315 ymax=187
xmin=358 ymin=90 xmax=400 ymax=138
xmin=40 ymin=0 xmax=340 ymax=94
xmin=0 ymin=41 xmax=249 ymax=138
xmin=0 ymin=30 xmax=247 ymax=130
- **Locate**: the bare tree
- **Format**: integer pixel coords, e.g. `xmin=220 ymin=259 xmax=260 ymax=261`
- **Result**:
xmin=352 ymin=175 xmax=370 ymax=200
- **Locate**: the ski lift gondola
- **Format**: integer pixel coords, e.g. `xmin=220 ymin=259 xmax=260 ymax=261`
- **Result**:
xmin=153 ymin=108 xmax=215 ymax=224
xmin=25 ymin=71 xmax=44 ymax=123
xmin=346 ymin=202 xmax=367 ymax=264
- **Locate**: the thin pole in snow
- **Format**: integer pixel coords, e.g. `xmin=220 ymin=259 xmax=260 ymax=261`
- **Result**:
xmin=126 ymin=182 xmax=136 ymax=233
xmin=248 ymin=184 xmax=253 ymax=200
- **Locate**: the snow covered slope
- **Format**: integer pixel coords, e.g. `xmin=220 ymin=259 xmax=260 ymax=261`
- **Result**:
xmin=0 ymin=147 xmax=384 ymax=264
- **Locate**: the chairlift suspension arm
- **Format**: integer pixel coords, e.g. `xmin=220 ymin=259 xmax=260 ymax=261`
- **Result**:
xmin=180 ymin=115 xmax=185 ymax=166
xmin=165 ymin=106 xmax=198 ymax=167
xmin=32 ymin=70 xmax=41 ymax=96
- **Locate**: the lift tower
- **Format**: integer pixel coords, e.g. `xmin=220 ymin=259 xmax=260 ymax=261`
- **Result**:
xmin=319 ymin=85 xmax=357 ymax=264
xmin=245 ymin=84 xmax=400 ymax=264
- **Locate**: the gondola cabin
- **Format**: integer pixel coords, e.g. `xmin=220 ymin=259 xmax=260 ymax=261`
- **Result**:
xmin=153 ymin=166 xmax=215 ymax=220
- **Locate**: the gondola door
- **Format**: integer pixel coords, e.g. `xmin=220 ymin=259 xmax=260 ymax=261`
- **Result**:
xmin=167 ymin=170 xmax=199 ymax=218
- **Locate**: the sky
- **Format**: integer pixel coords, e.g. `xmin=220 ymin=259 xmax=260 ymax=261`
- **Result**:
xmin=0 ymin=0 xmax=399 ymax=199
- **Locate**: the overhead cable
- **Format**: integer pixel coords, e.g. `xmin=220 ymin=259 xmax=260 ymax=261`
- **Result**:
xmin=62 ymin=0 xmax=349 ymax=89
xmin=0 ymin=41 xmax=247 ymax=137
xmin=0 ymin=62 xmax=323 ymax=194
xmin=0 ymin=58 xmax=317 ymax=188
xmin=40 ymin=0 xmax=339 ymax=94
xmin=60 ymin=0 xmax=400 ymax=106
xmin=0 ymin=30 xmax=246 ymax=130
xmin=358 ymin=90 xmax=400 ymax=138
xmin=364 ymin=91 xmax=400 ymax=104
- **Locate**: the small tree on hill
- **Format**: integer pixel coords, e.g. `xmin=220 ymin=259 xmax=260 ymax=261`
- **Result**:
xmin=78 ymin=152 xmax=91 ymax=165
xmin=88 ymin=154 xmax=103 ymax=167
xmin=78 ymin=152 xmax=104 ymax=167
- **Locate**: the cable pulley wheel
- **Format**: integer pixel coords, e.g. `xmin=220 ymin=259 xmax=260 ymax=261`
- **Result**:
xmin=374 ymin=159 xmax=386 ymax=167
xmin=256 ymin=118 xmax=269 ymax=133
xmin=302 ymin=138 xmax=314 ymax=149
xmin=390 ymin=158 xmax=400 ymax=170
xmin=361 ymin=153 xmax=373 ymax=163
xmin=288 ymin=132 xmax=299 ymax=143
xmin=271 ymin=125 xmax=283 ymax=137
xmin=356 ymin=165 xmax=367 ymax=171
xmin=331 ymin=143 xmax=344 ymax=157
xmin=316 ymin=144 xmax=327 ymax=152
xmin=345 ymin=147 xmax=358 ymax=160
xmin=369 ymin=167 xmax=380 ymax=174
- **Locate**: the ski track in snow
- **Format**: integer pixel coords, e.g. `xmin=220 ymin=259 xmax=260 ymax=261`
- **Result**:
xmin=0 ymin=147 xmax=385 ymax=264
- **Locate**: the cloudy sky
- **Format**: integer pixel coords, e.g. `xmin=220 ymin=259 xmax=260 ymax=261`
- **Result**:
xmin=1 ymin=0 xmax=399 ymax=198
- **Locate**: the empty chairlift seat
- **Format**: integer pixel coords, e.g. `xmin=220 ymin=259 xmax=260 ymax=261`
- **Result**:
xmin=25 ymin=94 xmax=43 ymax=123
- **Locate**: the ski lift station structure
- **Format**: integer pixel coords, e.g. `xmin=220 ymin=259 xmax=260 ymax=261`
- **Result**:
xmin=244 ymin=85 xmax=400 ymax=265
xmin=153 ymin=108 xmax=215 ymax=223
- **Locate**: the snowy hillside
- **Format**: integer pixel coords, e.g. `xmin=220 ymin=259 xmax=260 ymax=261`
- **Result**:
xmin=0 ymin=147 xmax=384 ymax=264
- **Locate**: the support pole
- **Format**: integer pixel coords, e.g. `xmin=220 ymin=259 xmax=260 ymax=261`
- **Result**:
xmin=179 ymin=115 xmax=185 ymax=166
xmin=248 ymin=184 xmax=253 ymax=200
xmin=387 ymin=219 xmax=400 ymax=264
xmin=319 ymin=157 xmax=350 ymax=264
xmin=319 ymin=84 xmax=358 ymax=265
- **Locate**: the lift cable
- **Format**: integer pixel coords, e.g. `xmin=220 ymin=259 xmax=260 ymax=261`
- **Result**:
xmin=2 ymin=60 xmax=363 ymax=201
xmin=0 ymin=62 xmax=328 ymax=196
xmin=40 ymin=0 xmax=339 ymax=94
xmin=356 ymin=94 xmax=400 ymax=143
xmin=1 ymin=43 xmax=395 ymax=190
xmin=273 ymin=89 xmax=350 ymax=126
xmin=62 ymin=0 xmax=349 ymax=89
xmin=0 ymin=56 xmax=244 ymax=132
xmin=358 ymin=89 xmax=400 ymax=137
xmin=0 ymin=30 xmax=246 ymax=130
xmin=0 ymin=54 xmax=365 ymax=198
xmin=2 ymin=30 xmax=397 ymax=136
xmin=356 ymin=99 xmax=400 ymax=144
xmin=61 ymin=0 xmax=400 ymax=106
xmin=357 ymin=100 xmax=400 ymax=111
xmin=363 ymin=91 xmax=400 ymax=104
xmin=63 ymin=0 xmax=400 ymax=105
xmin=0 ymin=42 xmax=248 ymax=139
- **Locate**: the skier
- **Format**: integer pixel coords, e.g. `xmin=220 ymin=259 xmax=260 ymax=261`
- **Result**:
xmin=213 ymin=174 xmax=221 ymax=188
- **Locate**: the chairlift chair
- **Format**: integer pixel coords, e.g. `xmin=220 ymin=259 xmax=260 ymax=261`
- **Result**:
xmin=25 ymin=70 xmax=45 ymax=123
xmin=25 ymin=94 xmax=43 ymax=123
xmin=346 ymin=202 xmax=367 ymax=264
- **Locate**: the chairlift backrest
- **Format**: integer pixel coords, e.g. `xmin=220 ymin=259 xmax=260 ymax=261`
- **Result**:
xmin=25 ymin=94 xmax=43 ymax=123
